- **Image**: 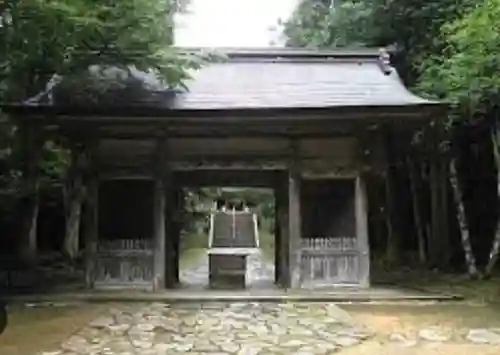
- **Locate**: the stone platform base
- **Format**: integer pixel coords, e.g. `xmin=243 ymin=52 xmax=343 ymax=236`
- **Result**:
xmin=207 ymin=249 xmax=257 ymax=290
xmin=1 ymin=286 xmax=463 ymax=305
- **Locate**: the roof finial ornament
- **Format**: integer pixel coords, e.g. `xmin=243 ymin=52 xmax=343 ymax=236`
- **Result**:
xmin=378 ymin=47 xmax=393 ymax=75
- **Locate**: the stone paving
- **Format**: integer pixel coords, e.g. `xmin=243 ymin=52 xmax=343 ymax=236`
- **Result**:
xmin=387 ymin=327 xmax=500 ymax=346
xmin=179 ymin=248 xmax=275 ymax=289
xmin=37 ymin=302 xmax=371 ymax=355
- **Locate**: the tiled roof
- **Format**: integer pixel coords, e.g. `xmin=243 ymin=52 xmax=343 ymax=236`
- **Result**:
xmin=172 ymin=59 xmax=432 ymax=109
xmin=23 ymin=48 xmax=440 ymax=110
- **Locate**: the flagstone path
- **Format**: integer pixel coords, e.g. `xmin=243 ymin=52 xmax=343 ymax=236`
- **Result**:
xmin=37 ymin=302 xmax=371 ymax=355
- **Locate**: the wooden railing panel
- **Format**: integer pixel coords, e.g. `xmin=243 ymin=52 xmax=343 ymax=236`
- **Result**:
xmin=95 ymin=239 xmax=154 ymax=287
xmin=300 ymin=236 xmax=360 ymax=287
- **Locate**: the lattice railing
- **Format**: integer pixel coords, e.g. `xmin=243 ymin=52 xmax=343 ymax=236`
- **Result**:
xmin=95 ymin=239 xmax=154 ymax=287
xmin=300 ymin=236 xmax=360 ymax=287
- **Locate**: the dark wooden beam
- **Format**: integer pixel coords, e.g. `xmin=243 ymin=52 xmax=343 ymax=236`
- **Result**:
xmin=172 ymin=170 xmax=280 ymax=188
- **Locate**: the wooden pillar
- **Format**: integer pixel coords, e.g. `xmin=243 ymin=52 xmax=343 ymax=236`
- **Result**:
xmin=84 ymin=159 xmax=99 ymax=289
xmin=172 ymin=186 xmax=183 ymax=284
xmin=288 ymin=158 xmax=302 ymax=289
xmin=383 ymin=124 xmax=399 ymax=265
xmin=152 ymin=138 xmax=168 ymax=290
xmin=153 ymin=176 xmax=166 ymax=291
xmin=439 ymin=157 xmax=449 ymax=264
xmin=275 ymin=175 xmax=289 ymax=288
xmin=274 ymin=193 xmax=281 ymax=285
xmin=274 ymin=199 xmax=282 ymax=285
xmin=164 ymin=179 xmax=176 ymax=288
xmin=425 ymin=121 xmax=447 ymax=268
xmin=429 ymin=155 xmax=448 ymax=267
xmin=429 ymin=156 xmax=439 ymax=266
xmin=427 ymin=122 xmax=441 ymax=267
xmin=355 ymin=175 xmax=370 ymax=287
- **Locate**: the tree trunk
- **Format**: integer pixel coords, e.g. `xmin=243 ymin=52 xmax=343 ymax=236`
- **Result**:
xmin=407 ymin=156 xmax=426 ymax=264
xmin=484 ymin=128 xmax=500 ymax=276
xmin=62 ymin=147 xmax=89 ymax=262
xmin=18 ymin=126 xmax=41 ymax=264
xmin=449 ymin=158 xmax=479 ymax=277
xmin=63 ymin=178 xmax=85 ymax=261
xmin=19 ymin=193 xmax=39 ymax=263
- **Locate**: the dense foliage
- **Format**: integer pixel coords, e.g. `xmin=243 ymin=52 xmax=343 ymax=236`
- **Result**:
xmin=1 ymin=0 xmax=205 ymax=100
xmin=283 ymin=0 xmax=500 ymax=274
xmin=0 ymin=0 xmax=209 ymax=258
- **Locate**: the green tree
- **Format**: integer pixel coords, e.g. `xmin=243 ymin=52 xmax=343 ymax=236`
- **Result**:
xmin=0 ymin=0 xmax=211 ymax=261
xmin=283 ymin=0 xmax=375 ymax=48
xmin=1 ymin=0 xmax=208 ymax=100
xmin=419 ymin=0 xmax=500 ymax=277
xmin=283 ymin=0 xmax=476 ymax=85
xmin=281 ymin=0 xmax=485 ymax=274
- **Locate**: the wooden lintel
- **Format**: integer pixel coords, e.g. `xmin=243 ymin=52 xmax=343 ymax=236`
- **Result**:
xmin=172 ymin=170 xmax=278 ymax=188
xmin=100 ymin=174 xmax=153 ymax=181
xmin=301 ymin=170 xmax=359 ymax=179
xmin=171 ymin=162 xmax=287 ymax=171
xmin=90 ymin=130 xmax=356 ymax=140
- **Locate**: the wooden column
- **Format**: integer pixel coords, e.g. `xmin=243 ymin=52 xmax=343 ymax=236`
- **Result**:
xmin=274 ymin=192 xmax=281 ymax=285
xmin=164 ymin=179 xmax=176 ymax=288
xmin=172 ymin=186 xmax=183 ymax=285
xmin=355 ymin=175 xmax=370 ymax=287
xmin=288 ymin=147 xmax=302 ymax=288
xmin=383 ymin=124 xmax=399 ymax=265
xmin=153 ymin=176 xmax=166 ymax=291
xmin=439 ymin=157 xmax=449 ymax=264
xmin=153 ymin=138 xmax=168 ymax=291
xmin=84 ymin=142 xmax=99 ymax=289
xmin=275 ymin=174 xmax=289 ymax=288
xmin=429 ymin=155 xmax=448 ymax=267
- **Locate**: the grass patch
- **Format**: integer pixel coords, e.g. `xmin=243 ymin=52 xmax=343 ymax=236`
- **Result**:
xmin=375 ymin=269 xmax=500 ymax=303
xmin=0 ymin=304 xmax=104 ymax=355
xmin=179 ymin=248 xmax=205 ymax=269
xmin=259 ymin=231 xmax=275 ymax=261
xmin=180 ymin=231 xmax=208 ymax=251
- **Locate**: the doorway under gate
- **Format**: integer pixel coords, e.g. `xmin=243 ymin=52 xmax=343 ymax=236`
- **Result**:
xmin=92 ymin=170 xmax=369 ymax=290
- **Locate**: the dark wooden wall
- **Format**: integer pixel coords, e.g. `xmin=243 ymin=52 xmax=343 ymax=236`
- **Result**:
xmin=99 ymin=180 xmax=154 ymax=241
xmin=301 ymin=179 xmax=355 ymax=238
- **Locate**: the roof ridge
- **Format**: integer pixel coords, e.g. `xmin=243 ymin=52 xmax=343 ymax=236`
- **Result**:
xmin=180 ymin=46 xmax=389 ymax=59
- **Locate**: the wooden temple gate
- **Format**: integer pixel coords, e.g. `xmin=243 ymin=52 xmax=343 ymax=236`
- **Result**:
xmin=82 ymin=135 xmax=372 ymax=290
xmin=2 ymin=48 xmax=447 ymax=291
